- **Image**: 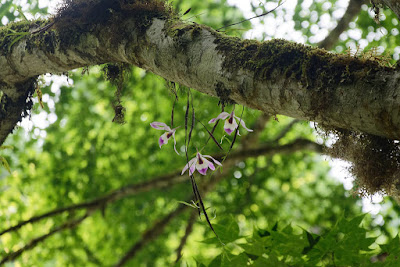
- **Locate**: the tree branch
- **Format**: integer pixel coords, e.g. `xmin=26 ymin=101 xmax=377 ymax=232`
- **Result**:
xmin=0 ymin=170 xmax=186 ymax=236
xmin=0 ymin=212 xmax=90 ymax=265
xmin=318 ymin=0 xmax=365 ymax=50
xmin=1 ymin=0 xmax=400 ymax=143
xmin=0 ymin=78 xmax=37 ymax=145
xmin=175 ymin=209 xmax=197 ymax=263
xmin=271 ymin=119 xmax=301 ymax=143
xmin=241 ymin=113 xmax=271 ymax=149
xmin=114 ymin=204 xmax=188 ymax=267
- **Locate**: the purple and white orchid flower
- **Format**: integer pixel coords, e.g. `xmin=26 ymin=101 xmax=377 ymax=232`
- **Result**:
xmin=150 ymin=122 xmax=180 ymax=154
xmin=208 ymin=111 xmax=253 ymax=135
xmin=181 ymin=152 xmax=222 ymax=176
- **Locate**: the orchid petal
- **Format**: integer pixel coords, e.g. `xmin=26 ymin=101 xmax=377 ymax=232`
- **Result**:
xmin=224 ymin=117 xmax=238 ymax=135
xmin=234 ymin=116 xmax=253 ymax=132
xmin=208 ymin=112 xmax=230 ymax=124
xmin=150 ymin=122 xmax=171 ymax=131
xmin=208 ymin=162 xmax=215 ymax=171
xmin=181 ymin=158 xmax=196 ymax=175
xmin=189 ymin=165 xmax=196 ymax=176
xmin=172 ymin=133 xmax=179 ymax=155
xmin=159 ymin=132 xmax=169 ymax=148
xmin=203 ymin=155 xmax=222 ymax=166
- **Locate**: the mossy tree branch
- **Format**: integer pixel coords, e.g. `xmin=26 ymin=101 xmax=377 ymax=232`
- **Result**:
xmin=1 ymin=0 xmax=400 ymax=144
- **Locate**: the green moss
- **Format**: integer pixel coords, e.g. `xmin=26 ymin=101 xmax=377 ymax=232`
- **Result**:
xmin=0 ymin=19 xmax=48 ymax=55
xmin=164 ymin=22 xmax=210 ymax=52
xmin=53 ymin=0 xmax=178 ymax=51
xmin=213 ymin=34 xmax=394 ymax=117
xmin=214 ymin=81 xmax=234 ymax=105
xmin=214 ymin=36 xmax=391 ymax=86
xmin=0 ymin=78 xmax=36 ymax=128
xmin=102 ymin=63 xmax=131 ymax=124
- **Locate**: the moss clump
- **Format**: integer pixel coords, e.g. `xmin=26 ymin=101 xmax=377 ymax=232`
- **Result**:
xmin=214 ymin=81 xmax=234 ymax=105
xmin=164 ymin=22 xmax=209 ymax=52
xmin=213 ymin=36 xmax=394 ymax=118
xmin=214 ymin=36 xmax=392 ymax=87
xmin=328 ymin=129 xmax=400 ymax=196
xmin=52 ymin=0 xmax=177 ymax=50
xmin=0 ymin=78 xmax=36 ymax=131
xmin=102 ymin=63 xmax=130 ymax=124
xmin=0 ymin=19 xmax=48 ymax=55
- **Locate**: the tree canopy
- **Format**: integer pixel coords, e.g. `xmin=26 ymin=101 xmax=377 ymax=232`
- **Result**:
xmin=0 ymin=0 xmax=400 ymax=266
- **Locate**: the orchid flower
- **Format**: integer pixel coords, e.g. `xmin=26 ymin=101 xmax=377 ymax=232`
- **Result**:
xmin=181 ymin=152 xmax=222 ymax=176
xmin=208 ymin=111 xmax=253 ymax=135
xmin=150 ymin=122 xmax=180 ymax=154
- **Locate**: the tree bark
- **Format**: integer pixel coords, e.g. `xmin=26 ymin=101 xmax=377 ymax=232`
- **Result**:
xmin=1 ymin=0 xmax=400 ymax=145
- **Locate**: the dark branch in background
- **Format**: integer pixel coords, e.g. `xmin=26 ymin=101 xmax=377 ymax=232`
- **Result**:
xmin=214 ymin=138 xmax=324 ymax=162
xmin=241 ymin=113 xmax=271 ymax=149
xmin=0 ymin=138 xmax=323 ymax=238
xmin=0 ymin=212 xmax=90 ymax=265
xmin=114 ymin=204 xmax=188 ymax=267
xmin=318 ymin=0 xmax=364 ymax=50
xmin=175 ymin=210 xmax=197 ymax=263
xmin=0 ymin=169 xmax=186 ymax=237
xmin=271 ymin=119 xmax=300 ymax=143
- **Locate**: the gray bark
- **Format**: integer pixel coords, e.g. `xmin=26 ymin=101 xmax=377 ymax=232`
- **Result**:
xmin=1 ymin=2 xmax=400 ymax=145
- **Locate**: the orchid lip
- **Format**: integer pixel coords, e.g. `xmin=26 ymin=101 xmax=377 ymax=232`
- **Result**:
xmin=198 ymin=168 xmax=208 ymax=175
xmin=181 ymin=152 xmax=222 ymax=175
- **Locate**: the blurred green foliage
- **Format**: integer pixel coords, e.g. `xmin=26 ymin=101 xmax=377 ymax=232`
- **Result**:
xmin=1 ymin=0 xmax=400 ymax=266
xmin=0 ymin=0 xmax=47 ymax=26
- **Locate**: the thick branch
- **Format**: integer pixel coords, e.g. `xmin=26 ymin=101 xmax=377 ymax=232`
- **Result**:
xmin=0 ymin=78 xmax=36 ymax=145
xmin=318 ymin=0 xmax=365 ymax=50
xmin=1 ymin=2 xmax=400 ymax=142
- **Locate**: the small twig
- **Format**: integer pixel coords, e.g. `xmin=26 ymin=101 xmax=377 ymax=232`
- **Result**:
xmin=216 ymin=3 xmax=283 ymax=31
xmin=30 ymin=21 xmax=55 ymax=34
xmin=195 ymin=117 xmax=224 ymax=151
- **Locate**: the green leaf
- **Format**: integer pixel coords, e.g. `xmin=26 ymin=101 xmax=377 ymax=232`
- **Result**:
xmin=0 ymin=156 xmax=11 ymax=174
